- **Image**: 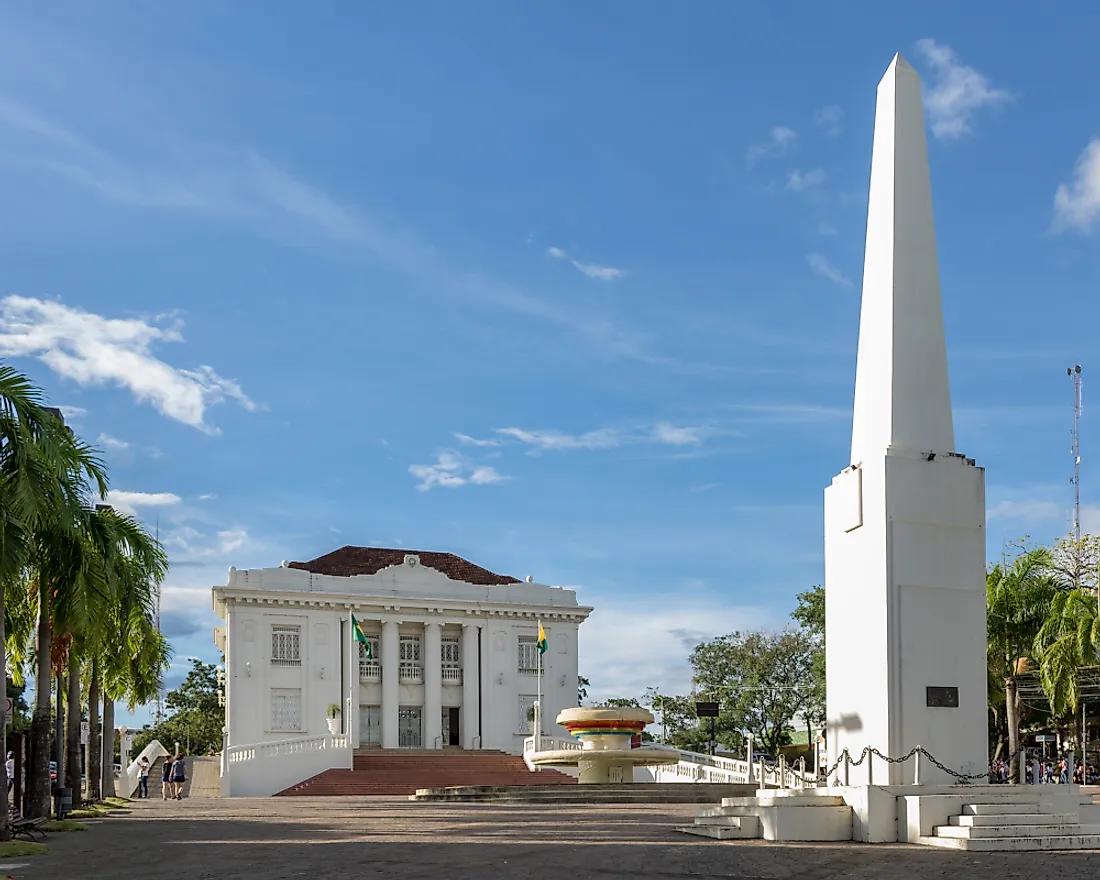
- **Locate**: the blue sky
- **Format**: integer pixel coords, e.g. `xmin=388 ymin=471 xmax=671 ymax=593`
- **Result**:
xmin=1 ymin=2 xmax=1099 ymax=727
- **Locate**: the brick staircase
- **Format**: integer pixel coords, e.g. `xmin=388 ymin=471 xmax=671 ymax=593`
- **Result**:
xmin=275 ymin=750 xmax=576 ymax=797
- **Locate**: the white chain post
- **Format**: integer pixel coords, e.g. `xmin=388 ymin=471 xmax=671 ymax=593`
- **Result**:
xmin=843 ymin=750 xmax=850 ymax=787
xmin=914 ymin=745 xmax=922 ymax=785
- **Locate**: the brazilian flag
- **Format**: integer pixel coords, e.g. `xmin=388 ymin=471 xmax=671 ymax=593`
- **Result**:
xmin=352 ymin=614 xmax=372 ymax=660
xmin=537 ymin=621 xmax=548 ymax=654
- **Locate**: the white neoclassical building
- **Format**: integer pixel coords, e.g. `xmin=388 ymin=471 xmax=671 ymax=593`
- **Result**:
xmin=212 ymin=546 xmax=593 ymax=754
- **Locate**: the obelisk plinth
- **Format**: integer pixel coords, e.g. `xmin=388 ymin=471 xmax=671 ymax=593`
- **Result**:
xmin=823 ymin=55 xmax=988 ymax=786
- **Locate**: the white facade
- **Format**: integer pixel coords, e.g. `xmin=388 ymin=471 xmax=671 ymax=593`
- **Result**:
xmin=824 ymin=54 xmax=988 ymax=785
xmin=212 ymin=549 xmax=592 ymax=755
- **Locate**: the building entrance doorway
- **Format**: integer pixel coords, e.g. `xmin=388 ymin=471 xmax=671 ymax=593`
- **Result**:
xmin=359 ymin=705 xmax=381 ymax=746
xmin=398 ymin=706 xmax=422 ymax=748
xmin=441 ymin=707 xmax=460 ymax=746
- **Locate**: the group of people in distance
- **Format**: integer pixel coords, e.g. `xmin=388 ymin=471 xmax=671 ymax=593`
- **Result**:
xmin=136 ymin=752 xmax=187 ymax=800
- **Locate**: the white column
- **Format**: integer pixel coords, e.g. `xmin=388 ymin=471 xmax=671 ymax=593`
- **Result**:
xmin=348 ymin=614 xmax=360 ymax=747
xmin=461 ymin=623 xmax=480 ymax=749
xmin=381 ymin=620 xmax=400 ymax=749
xmin=424 ymin=622 xmax=443 ymax=749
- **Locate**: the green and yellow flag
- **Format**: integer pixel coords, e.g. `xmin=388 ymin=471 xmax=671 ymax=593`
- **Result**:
xmin=352 ymin=614 xmax=372 ymax=660
xmin=536 ymin=621 xmax=548 ymax=654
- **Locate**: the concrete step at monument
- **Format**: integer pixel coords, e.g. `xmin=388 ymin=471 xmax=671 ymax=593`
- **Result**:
xmin=919 ymin=832 xmax=1100 ymax=852
xmin=952 ymin=812 xmax=1079 ymax=827
xmin=935 ymin=822 xmax=1085 ymax=839
xmin=721 ymin=794 xmax=845 ymax=808
xmin=961 ymin=801 xmax=1045 ymax=815
xmin=676 ymin=816 xmax=761 ymax=840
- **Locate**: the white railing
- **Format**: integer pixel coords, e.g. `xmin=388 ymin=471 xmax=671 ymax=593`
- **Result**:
xmin=441 ymin=666 xmax=462 ymax=684
xmin=359 ymin=661 xmax=382 ymax=682
xmin=223 ymin=733 xmax=352 ymax=797
xmin=522 ymin=735 xmax=584 ymax=769
xmin=518 ymin=667 xmax=539 ymax=675
xmin=399 ymin=662 xmax=422 ymax=683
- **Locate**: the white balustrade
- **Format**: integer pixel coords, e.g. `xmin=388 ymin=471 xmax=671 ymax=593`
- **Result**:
xmin=441 ymin=666 xmax=462 ymax=684
xmin=222 ymin=734 xmax=353 ymax=797
xmin=399 ymin=662 xmax=423 ymax=683
xmin=359 ymin=661 xmax=382 ymax=682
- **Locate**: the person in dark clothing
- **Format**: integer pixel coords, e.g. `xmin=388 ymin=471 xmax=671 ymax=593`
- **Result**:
xmin=171 ymin=753 xmax=187 ymax=800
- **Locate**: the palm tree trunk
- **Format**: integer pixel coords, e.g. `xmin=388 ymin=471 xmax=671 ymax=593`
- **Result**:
xmin=29 ymin=581 xmax=53 ymax=818
xmin=64 ymin=654 xmax=82 ymax=803
xmin=100 ymin=695 xmax=115 ymax=799
xmin=0 ymin=576 xmax=8 ymax=841
xmin=1005 ymin=676 xmax=1020 ymax=782
xmin=87 ymin=660 xmax=101 ymax=802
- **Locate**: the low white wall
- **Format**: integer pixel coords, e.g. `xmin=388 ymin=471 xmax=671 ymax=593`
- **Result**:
xmin=223 ymin=736 xmax=353 ymax=797
xmin=121 ymin=740 xmax=170 ymax=798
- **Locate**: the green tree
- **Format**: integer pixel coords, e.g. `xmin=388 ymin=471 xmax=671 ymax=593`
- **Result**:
xmin=1034 ymin=589 xmax=1099 ymax=718
xmin=577 ymin=676 xmax=589 ymax=703
xmin=690 ymin=629 xmax=817 ymax=757
xmin=643 ymin=690 xmax=714 ymax=752
xmin=133 ymin=660 xmax=223 ymax=757
xmin=1048 ymin=532 xmax=1100 ymax=594
xmin=986 ymin=546 xmax=1060 ymax=780
xmin=0 ymin=367 xmax=107 ymax=823
xmin=791 ymin=585 xmax=826 ymax=743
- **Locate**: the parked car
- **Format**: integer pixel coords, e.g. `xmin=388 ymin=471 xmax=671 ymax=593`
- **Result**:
xmin=751 ymin=752 xmax=776 ymax=765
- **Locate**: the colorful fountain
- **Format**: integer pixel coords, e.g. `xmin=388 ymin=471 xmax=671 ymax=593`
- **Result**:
xmin=529 ymin=706 xmax=678 ymax=783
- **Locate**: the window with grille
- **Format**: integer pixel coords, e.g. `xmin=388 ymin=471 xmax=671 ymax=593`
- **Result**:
xmin=399 ymin=635 xmax=421 ymax=662
xmin=358 ymin=636 xmax=380 ymax=663
xmin=271 ymin=625 xmax=301 ymax=665
xmin=441 ymin=638 xmax=460 ymax=666
xmin=518 ymin=635 xmax=540 ymax=673
xmin=270 ymin=688 xmax=302 ymax=731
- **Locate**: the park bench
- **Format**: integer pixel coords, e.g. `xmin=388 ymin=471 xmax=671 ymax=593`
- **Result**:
xmin=9 ymin=816 xmax=47 ymax=842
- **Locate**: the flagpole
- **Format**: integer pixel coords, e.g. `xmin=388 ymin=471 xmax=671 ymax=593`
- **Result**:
xmin=536 ymin=619 xmax=542 ymax=754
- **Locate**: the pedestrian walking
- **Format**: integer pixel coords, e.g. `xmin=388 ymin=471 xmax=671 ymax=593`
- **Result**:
xmin=138 ymin=756 xmax=150 ymax=798
xmin=172 ymin=753 xmax=187 ymax=800
xmin=5 ymin=752 xmax=13 ymax=795
xmin=162 ymin=755 xmax=174 ymax=800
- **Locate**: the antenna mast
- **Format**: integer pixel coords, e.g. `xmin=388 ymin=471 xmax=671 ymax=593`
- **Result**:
xmin=155 ymin=512 xmax=164 ymax=725
xmin=1069 ymin=365 xmax=1083 ymax=545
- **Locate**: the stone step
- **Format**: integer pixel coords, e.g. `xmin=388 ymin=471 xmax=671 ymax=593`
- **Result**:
xmin=919 ymin=833 xmax=1100 ymax=852
xmin=676 ymin=816 xmax=760 ymax=840
xmin=694 ymin=816 xmax=762 ymax=830
xmin=962 ymin=802 xmax=1044 ymax=815
xmin=952 ymin=812 xmax=1079 ymax=827
xmin=721 ymin=794 xmax=844 ymax=808
xmin=935 ymin=822 xmax=1084 ymax=839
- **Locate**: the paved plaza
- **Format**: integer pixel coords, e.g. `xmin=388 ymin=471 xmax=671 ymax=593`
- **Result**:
xmin=11 ymin=796 xmax=1100 ymax=879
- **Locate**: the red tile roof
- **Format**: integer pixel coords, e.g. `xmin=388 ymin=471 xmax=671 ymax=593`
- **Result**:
xmin=287 ymin=546 xmax=521 ymax=586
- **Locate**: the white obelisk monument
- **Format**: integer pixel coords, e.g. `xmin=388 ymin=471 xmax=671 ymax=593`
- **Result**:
xmin=824 ymin=54 xmax=988 ymax=786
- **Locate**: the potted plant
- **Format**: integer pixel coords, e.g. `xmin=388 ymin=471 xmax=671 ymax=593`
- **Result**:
xmin=326 ymin=703 xmax=342 ymax=735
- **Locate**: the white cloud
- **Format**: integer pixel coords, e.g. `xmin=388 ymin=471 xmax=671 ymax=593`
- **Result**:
xmin=494 ymin=422 xmax=709 ymax=453
xmin=747 ymin=126 xmax=798 ymax=165
xmin=58 ymin=405 xmax=87 ymax=420
xmin=786 ymin=169 xmax=826 ymax=192
xmin=546 ymin=246 xmax=625 ymax=281
xmin=0 ymin=295 xmax=257 ymax=433
xmin=814 ymin=105 xmax=844 ymax=137
xmin=198 ymin=493 xmax=217 ymax=501
xmin=1052 ymin=138 xmax=1100 ymax=234
xmin=806 ymin=253 xmax=853 ymax=288
xmin=987 ymin=499 xmax=1065 ymax=522
xmin=495 ymin=427 xmax=622 ymax=452
xmin=915 ymin=39 xmax=1011 ymax=140
xmin=217 ymin=528 xmax=248 ymax=554
xmin=650 ymin=422 xmax=705 ymax=446
xmin=453 ymin=432 xmax=501 ymax=448
xmin=97 ymin=432 xmax=129 ymax=451
xmin=409 ymin=452 xmax=507 ymax=492
xmin=104 ymin=489 xmax=182 ymax=516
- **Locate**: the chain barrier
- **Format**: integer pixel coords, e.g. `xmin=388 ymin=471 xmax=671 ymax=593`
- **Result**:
xmin=817 ymin=743 xmax=1030 ymax=786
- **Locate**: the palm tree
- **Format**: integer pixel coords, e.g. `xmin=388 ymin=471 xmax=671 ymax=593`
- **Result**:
xmin=1035 ymin=589 xmax=1100 ymax=727
xmin=0 ymin=365 xmax=107 ymax=823
xmin=986 ymin=548 xmax=1060 ymax=780
xmin=92 ymin=511 xmax=167 ymax=798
